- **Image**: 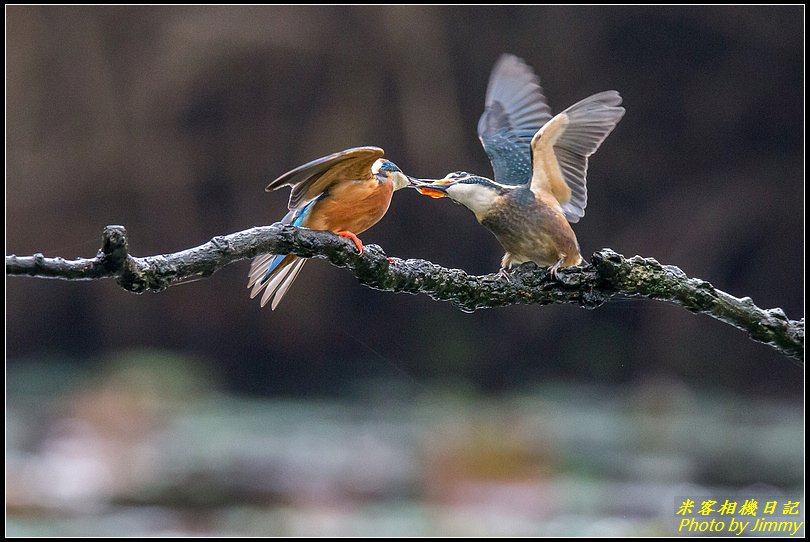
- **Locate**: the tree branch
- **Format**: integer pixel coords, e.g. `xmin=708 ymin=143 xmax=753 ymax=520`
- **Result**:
xmin=6 ymin=224 xmax=803 ymax=361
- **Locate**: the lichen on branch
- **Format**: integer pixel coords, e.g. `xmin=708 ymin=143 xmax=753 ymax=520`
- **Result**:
xmin=6 ymin=224 xmax=804 ymax=361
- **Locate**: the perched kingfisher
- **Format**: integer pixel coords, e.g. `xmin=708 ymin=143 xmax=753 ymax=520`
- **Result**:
xmin=248 ymin=146 xmax=410 ymax=309
xmin=413 ymin=55 xmax=625 ymax=276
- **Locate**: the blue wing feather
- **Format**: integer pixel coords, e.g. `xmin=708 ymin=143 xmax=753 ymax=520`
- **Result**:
xmin=477 ymin=55 xmax=553 ymax=186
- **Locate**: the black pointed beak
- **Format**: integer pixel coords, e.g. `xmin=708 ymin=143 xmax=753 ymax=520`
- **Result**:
xmin=405 ymin=175 xmax=434 ymax=187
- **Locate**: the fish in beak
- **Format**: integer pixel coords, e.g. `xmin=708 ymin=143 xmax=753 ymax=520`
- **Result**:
xmin=406 ymin=177 xmax=454 ymax=199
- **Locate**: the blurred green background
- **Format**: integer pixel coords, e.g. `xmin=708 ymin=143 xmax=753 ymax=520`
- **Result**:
xmin=6 ymin=6 xmax=803 ymax=536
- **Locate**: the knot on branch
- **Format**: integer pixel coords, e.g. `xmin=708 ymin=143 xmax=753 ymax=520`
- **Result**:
xmin=100 ymin=225 xmax=129 ymax=271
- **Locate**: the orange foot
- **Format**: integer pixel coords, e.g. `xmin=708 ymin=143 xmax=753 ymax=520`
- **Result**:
xmin=336 ymin=231 xmax=364 ymax=254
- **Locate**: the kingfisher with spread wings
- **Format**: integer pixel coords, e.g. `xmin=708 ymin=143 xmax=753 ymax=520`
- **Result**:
xmin=249 ymin=147 xmax=410 ymax=309
xmin=412 ymin=55 xmax=625 ymax=276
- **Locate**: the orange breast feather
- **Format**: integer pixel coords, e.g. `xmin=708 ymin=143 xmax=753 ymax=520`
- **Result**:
xmin=304 ymin=179 xmax=394 ymax=234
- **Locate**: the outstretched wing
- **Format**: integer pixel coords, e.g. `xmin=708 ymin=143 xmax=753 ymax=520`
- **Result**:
xmin=265 ymin=146 xmax=385 ymax=210
xmin=477 ymin=54 xmax=553 ymax=186
xmin=529 ymin=91 xmax=625 ymax=223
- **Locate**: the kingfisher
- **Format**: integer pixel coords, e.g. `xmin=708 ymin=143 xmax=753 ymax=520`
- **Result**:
xmin=413 ymin=54 xmax=625 ymax=276
xmin=248 ymin=146 xmax=410 ymax=309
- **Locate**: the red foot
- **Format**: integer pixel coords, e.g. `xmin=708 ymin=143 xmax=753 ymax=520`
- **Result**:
xmin=387 ymin=257 xmax=395 ymax=264
xmin=336 ymin=231 xmax=364 ymax=254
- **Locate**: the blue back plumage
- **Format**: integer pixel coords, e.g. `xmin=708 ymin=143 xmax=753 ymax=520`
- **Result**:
xmin=477 ymin=54 xmax=552 ymax=186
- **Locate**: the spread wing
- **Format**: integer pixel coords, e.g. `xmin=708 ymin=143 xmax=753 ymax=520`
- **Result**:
xmin=529 ymin=91 xmax=625 ymax=223
xmin=477 ymin=54 xmax=553 ymax=186
xmin=265 ymin=146 xmax=385 ymax=210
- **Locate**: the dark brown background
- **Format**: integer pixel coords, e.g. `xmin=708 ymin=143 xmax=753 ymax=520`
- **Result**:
xmin=7 ymin=6 xmax=803 ymax=395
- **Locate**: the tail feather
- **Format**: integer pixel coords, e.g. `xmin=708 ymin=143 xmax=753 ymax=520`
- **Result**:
xmin=269 ymin=258 xmax=306 ymax=310
xmin=258 ymin=256 xmax=296 ymax=303
xmin=248 ymin=253 xmax=307 ymax=309
xmin=259 ymin=260 xmax=293 ymax=306
xmin=247 ymin=254 xmax=276 ymax=288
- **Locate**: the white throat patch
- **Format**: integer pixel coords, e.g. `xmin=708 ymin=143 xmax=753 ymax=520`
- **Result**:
xmin=445 ymin=183 xmax=497 ymax=221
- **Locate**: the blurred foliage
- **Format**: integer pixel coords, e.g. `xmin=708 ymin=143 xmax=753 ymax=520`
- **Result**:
xmin=6 ymin=352 xmax=804 ymax=536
